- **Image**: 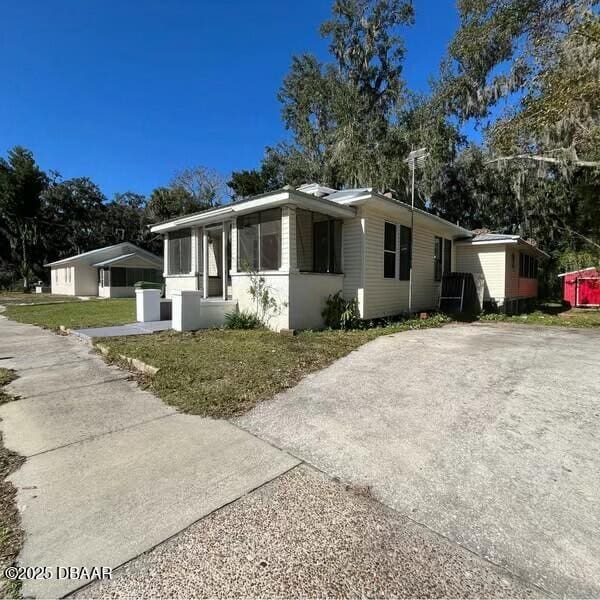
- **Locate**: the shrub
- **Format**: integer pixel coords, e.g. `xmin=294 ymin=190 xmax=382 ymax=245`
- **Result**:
xmin=322 ymin=291 xmax=361 ymax=330
xmin=224 ymin=309 xmax=263 ymax=330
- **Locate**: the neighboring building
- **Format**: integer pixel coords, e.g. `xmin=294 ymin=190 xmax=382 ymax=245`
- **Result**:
xmin=150 ymin=184 xmax=546 ymax=330
xmin=558 ymin=267 xmax=600 ymax=308
xmin=46 ymin=243 xmax=163 ymax=298
xmin=455 ymin=233 xmax=548 ymax=313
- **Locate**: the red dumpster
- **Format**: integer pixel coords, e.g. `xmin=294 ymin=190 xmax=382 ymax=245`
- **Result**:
xmin=558 ymin=267 xmax=600 ymax=307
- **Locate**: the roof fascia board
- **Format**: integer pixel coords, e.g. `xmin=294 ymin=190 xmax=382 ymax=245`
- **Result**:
xmin=558 ymin=267 xmax=599 ymax=277
xmin=151 ymin=191 xmax=356 ymax=233
xmin=343 ymin=192 xmax=473 ymax=237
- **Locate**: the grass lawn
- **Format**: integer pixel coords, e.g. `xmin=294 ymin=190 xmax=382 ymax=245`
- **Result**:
xmin=0 ymin=291 xmax=83 ymax=306
xmin=97 ymin=314 xmax=450 ymax=418
xmin=480 ymin=307 xmax=600 ymax=328
xmin=0 ymin=368 xmax=23 ymax=599
xmin=4 ymin=298 xmax=135 ymax=331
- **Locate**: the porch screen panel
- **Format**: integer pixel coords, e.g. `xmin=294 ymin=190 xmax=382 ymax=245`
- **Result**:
xmin=111 ymin=267 xmax=127 ymax=287
xmin=332 ymin=220 xmax=342 ymax=273
xmin=313 ymin=220 xmax=329 ymax=273
xmin=313 ymin=217 xmax=343 ymax=273
xmin=168 ymin=229 xmax=191 ymax=274
xmin=296 ymin=209 xmax=313 ymax=271
xmin=237 ymin=213 xmax=259 ymax=271
xmin=260 ymin=209 xmax=281 ymax=270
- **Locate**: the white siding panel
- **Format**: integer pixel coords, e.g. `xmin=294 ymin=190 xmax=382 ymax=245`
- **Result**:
xmin=361 ymin=207 xmax=446 ymax=318
xmin=341 ymin=216 xmax=364 ymax=314
xmin=455 ymin=245 xmax=506 ymax=301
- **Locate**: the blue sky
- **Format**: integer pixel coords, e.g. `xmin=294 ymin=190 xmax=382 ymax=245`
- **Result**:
xmin=1 ymin=0 xmax=461 ymax=198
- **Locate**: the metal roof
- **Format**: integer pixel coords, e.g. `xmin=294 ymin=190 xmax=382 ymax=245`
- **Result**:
xmin=470 ymin=233 xmax=520 ymax=242
xmin=92 ymin=253 xmax=162 ymax=268
xmin=45 ymin=243 xmax=162 ymax=268
xmin=558 ymin=266 xmax=600 ymax=277
xmin=148 ymin=183 xmax=473 ymax=238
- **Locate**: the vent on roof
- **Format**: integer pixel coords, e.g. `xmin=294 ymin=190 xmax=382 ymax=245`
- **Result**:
xmin=296 ymin=183 xmax=338 ymax=198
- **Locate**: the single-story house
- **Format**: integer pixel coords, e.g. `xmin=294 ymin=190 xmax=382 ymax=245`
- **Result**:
xmin=46 ymin=243 xmax=163 ymax=298
xmin=558 ymin=267 xmax=600 ymax=308
xmin=455 ymin=233 xmax=549 ymax=313
xmin=149 ymin=184 xmax=546 ymax=330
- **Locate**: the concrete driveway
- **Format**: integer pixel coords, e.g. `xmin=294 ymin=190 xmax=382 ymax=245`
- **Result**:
xmin=237 ymin=323 xmax=600 ymax=597
xmin=0 ymin=317 xmax=298 ymax=598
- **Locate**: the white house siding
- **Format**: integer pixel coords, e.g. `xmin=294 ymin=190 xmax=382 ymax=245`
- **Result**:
xmin=455 ymin=244 xmax=506 ymax=303
xmin=410 ymin=226 xmax=439 ymax=312
xmin=360 ymin=207 xmax=453 ymax=318
xmin=165 ymin=275 xmax=198 ymax=299
xmin=288 ymin=272 xmax=344 ymax=330
xmin=50 ymin=266 xmax=76 ymax=295
xmin=341 ymin=215 xmax=365 ymax=314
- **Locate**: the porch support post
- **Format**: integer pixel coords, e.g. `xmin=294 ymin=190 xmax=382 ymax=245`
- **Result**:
xmin=221 ymin=221 xmax=227 ymax=300
xmin=282 ymin=205 xmax=298 ymax=272
xmin=163 ymin=233 xmax=169 ymax=277
xmin=202 ymin=227 xmax=208 ymax=299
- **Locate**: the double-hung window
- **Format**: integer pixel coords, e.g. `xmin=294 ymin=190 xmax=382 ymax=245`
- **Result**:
xmin=237 ymin=209 xmax=281 ymax=271
xmin=399 ymin=225 xmax=412 ymax=281
xmin=384 ymin=222 xmax=397 ymax=278
xmin=168 ymin=228 xmax=192 ymax=275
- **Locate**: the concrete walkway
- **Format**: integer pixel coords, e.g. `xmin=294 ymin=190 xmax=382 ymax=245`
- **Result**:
xmin=0 ymin=316 xmax=298 ymax=598
xmin=72 ymin=320 xmax=172 ymax=340
xmin=237 ymin=323 xmax=600 ymax=598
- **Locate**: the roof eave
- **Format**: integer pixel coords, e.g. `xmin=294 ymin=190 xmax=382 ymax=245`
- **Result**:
xmin=342 ymin=192 xmax=473 ymax=237
xmin=150 ymin=190 xmax=356 ymax=233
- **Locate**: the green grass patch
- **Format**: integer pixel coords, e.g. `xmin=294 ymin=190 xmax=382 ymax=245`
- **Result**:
xmin=0 ymin=292 xmax=84 ymax=306
xmin=480 ymin=308 xmax=600 ymax=328
xmin=0 ymin=370 xmax=23 ymax=599
xmin=97 ymin=314 xmax=450 ymax=418
xmin=4 ymin=299 xmax=136 ymax=331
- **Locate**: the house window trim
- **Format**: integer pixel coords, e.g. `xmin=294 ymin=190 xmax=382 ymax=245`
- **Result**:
xmin=167 ymin=228 xmax=193 ymax=276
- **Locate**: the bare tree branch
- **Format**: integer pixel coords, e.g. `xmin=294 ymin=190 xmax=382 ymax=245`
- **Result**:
xmin=485 ymin=155 xmax=600 ymax=168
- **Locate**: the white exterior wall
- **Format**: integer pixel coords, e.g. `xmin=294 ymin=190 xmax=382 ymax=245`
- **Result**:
xmin=165 ymin=275 xmax=198 ymax=299
xmin=360 ymin=207 xmax=454 ymax=318
xmin=231 ymin=272 xmax=290 ymax=331
xmin=288 ymin=273 xmax=344 ymax=330
xmin=50 ymin=266 xmax=76 ymax=295
xmin=455 ymin=244 xmax=506 ymax=303
xmin=341 ymin=214 xmax=365 ymax=316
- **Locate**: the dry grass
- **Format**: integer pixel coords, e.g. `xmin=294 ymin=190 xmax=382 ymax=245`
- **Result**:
xmin=97 ymin=315 xmax=450 ymax=418
xmin=0 ymin=369 xmax=23 ymax=599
